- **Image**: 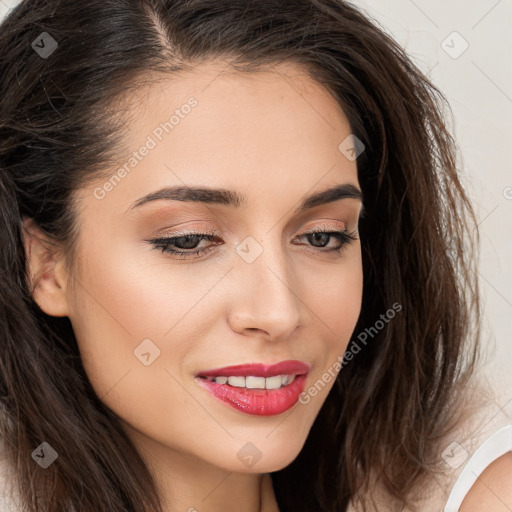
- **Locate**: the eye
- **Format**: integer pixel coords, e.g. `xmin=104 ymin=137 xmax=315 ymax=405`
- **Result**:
xmin=146 ymin=226 xmax=358 ymax=259
xmin=147 ymin=232 xmax=220 ymax=259
xmin=295 ymin=227 xmax=359 ymax=252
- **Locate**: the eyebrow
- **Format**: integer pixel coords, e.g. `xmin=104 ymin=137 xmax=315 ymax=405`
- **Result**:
xmin=129 ymin=183 xmax=363 ymax=214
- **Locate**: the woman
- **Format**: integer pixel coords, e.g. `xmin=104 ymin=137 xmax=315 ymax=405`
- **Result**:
xmin=0 ymin=1 xmax=510 ymax=511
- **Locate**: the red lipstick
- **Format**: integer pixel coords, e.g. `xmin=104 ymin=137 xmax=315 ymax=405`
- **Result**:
xmin=194 ymin=360 xmax=310 ymax=416
xmin=197 ymin=360 xmax=310 ymax=378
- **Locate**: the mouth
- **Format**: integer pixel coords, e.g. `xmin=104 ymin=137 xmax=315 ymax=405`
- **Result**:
xmin=194 ymin=360 xmax=311 ymax=416
xmin=196 ymin=359 xmax=310 ymax=388
xmin=197 ymin=373 xmax=298 ymax=389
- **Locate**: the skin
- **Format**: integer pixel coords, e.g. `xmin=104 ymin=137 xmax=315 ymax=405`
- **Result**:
xmin=24 ymin=60 xmax=364 ymax=512
xmin=459 ymin=452 xmax=512 ymax=511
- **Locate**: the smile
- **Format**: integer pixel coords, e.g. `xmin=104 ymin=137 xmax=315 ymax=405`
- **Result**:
xmin=194 ymin=360 xmax=310 ymax=416
xmin=198 ymin=374 xmax=296 ymax=389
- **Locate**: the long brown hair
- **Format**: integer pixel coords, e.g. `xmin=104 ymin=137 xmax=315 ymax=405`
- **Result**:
xmin=0 ymin=0 xmax=481 ymax=511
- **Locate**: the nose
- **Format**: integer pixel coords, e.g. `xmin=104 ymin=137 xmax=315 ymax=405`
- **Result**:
xmin=227 ymin=238 xmax=303 ymax=342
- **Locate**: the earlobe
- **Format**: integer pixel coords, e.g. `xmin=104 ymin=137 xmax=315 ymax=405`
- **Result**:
xmin=22 ymin=217 xmax=70 ymax=317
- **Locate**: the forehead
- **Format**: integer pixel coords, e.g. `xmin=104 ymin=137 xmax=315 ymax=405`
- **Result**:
xmin=80 ymin=59 xmax=359 ymax=218
xmin=120 ymin=59 xmax=353 ymax=150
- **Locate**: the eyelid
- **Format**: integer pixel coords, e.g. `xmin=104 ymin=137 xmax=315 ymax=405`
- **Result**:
xmin=155 ymin=226 xmax=352 ymax=241
xmin=157 ymin=226 xmax=221 ymax=238
xmin=155 ymin=219 xmax=348 ymax=239
xmin=296 ymin=221 xmax=347 ymax=236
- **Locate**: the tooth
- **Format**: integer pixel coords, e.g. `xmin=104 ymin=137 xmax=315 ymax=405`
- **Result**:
xmin=227 ymin=376 xmax=245 ymax=388
xmin=265 ymin=375 xmax=282 ymax=389
xmin=281 ymin=375 xmax=289 ymax=386
xmin=246 ymin=376 xmax=266 ymax=389
xmin=214 ymin=376 xmax=228 ymax=384
xmin=288 ymin=374 xmax=296 ymax=384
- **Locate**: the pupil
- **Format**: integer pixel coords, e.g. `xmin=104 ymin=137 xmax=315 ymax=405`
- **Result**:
xmin=310 ymin=233 xmax=328 ymax=247
xmin=178 ymin=235 xmax=199 ymax=249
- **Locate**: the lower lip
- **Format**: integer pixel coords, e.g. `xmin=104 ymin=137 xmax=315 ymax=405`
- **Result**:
xmin=195 ymin=374 xmax=308 ymax=416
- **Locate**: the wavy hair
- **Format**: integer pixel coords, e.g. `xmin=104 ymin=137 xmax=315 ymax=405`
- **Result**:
xmin=0 ymin=0 xmax=481 ymax=511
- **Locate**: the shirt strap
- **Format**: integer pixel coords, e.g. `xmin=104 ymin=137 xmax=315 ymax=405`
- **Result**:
xmin=444 ymin=423 xmax=512 ymax=511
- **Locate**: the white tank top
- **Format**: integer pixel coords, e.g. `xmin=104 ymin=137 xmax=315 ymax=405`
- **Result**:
xmin=443 ymin=423 xmax=512 ymax=511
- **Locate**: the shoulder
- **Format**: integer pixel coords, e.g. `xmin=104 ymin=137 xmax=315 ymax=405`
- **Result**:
xmin=459 ymin=450 xmax=512 ymax=511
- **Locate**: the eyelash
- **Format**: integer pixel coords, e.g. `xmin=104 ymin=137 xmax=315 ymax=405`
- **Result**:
xmin=147 ymin=226 xmax=359 ymax=260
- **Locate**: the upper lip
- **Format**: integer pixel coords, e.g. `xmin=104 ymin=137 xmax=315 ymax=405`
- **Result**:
xmin=196 ymin=360 xmax=311 ymax=378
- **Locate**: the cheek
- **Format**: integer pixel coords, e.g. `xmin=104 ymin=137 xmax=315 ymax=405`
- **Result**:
xmin=298 ymin=253 xmax=363 ymax=403
xmin=66 ymin=247 xmax=206 ymax=443
xmin=303 ymin=251 xmax=363 ymax=341
xmin=318 ymin=270 xmax=362 ymax=334
xmin=69 ymin=237 xmax=216 ymax=342
xmin=65 ymin=242 xmax=193 ymax=396
xmin=66 ymin=236 xmax=240 ymax=425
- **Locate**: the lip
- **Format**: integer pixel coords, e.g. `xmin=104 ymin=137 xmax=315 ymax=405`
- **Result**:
xmin=195 ymin=374 xmax=308 ymax=416
xmin=194 ymin=359 xmax=311 ymax=416
xmin=195 ymin=360 xmax=311 ymax=378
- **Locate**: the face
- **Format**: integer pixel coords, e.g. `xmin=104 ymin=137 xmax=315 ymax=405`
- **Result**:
xmin=58 ymin=61 xmax=363 ymax=474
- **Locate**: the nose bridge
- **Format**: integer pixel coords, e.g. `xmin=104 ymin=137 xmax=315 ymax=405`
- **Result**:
xmin=228 ymin=233 xmax=302 ymax=338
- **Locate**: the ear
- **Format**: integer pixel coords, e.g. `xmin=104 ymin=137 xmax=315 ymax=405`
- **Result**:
xmin=22 ymin=217 xmax=70 ymax=317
